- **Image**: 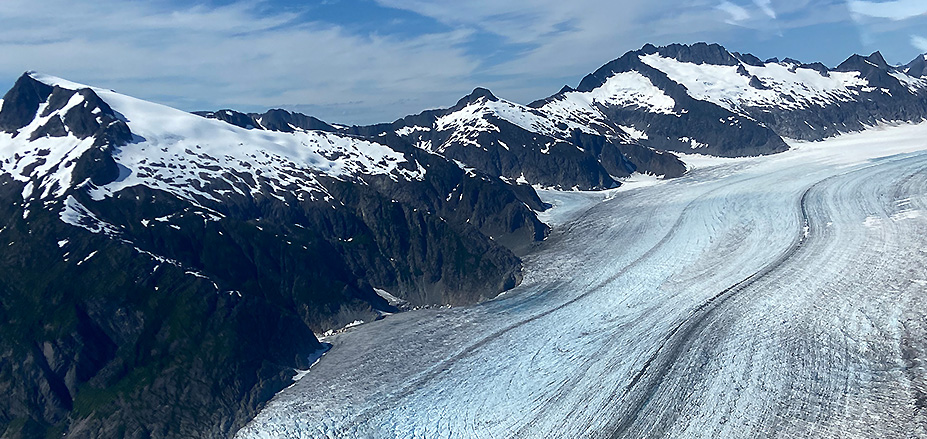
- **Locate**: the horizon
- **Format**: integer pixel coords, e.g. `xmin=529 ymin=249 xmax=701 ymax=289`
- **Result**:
xmin=2 ymin=0 xmax=927 ymax=125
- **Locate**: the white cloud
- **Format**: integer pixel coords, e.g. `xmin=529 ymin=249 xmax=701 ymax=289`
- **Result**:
xmin=754 ymin=0 xmax=778 ymax=19
xmin=912 ymin=35 xmax=927 ymax=52
xmin=1 ymin=0 xmax=918 ymax=124
xmin=372 ymin=0 xmax=842 ymax=103
xmin=0 ymin=0 xmax=480 ymax=124
xmin=717 ymin=2 xmax=752 ymax=24
xmin=374 ymin=1 xmax=730 ymax=82
xmin=848 ymin=0 xmax=927 ymax=20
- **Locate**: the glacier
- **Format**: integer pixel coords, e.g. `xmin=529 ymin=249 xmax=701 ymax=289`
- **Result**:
xmin=237 ymin=122 xmax=927 ymax=438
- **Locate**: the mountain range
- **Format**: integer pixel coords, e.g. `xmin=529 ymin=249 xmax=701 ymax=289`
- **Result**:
xmin=1 ymin=42 xmax=926 ymax=439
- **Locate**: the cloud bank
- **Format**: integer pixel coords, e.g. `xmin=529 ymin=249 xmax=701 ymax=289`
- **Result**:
xmin=0 ymin=0 xmax=925 ymax=124
xmin=0 ymin=0 xmax=478 ymax=123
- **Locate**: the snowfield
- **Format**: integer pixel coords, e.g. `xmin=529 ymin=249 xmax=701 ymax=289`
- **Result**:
xmin=10 ymin=73 xmax=424 ymax=208
xmin=237 ymin=122 xmax=927 ymax=439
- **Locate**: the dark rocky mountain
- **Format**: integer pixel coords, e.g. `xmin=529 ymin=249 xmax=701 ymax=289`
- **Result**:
xmin=200 ymin=89 xmax=687 ymax=191
xmin=907 ymin=54 xmax=927 ymax=78
xmin=339 ymin=87 xmax=688 ymax=190
xmin=0 ymin=73 xmax=547 ymax=439
xmin=533 ymin=43 xmax=927 ymax=150
xmin=194 ymin=108 xmax=337 ymax=133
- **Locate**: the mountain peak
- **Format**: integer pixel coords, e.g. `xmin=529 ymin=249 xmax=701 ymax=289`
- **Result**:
xmin=905 ymin=53 xmax=927 ymax=77
xmin=456 ymin=87 xmax=498 ymax=107
xmin=835 ymin=51 xmax=891 ymax=72
xmin=732 ymin=52 xmax=765 ymax=67
xmin=0 ymin=73 xmax=55 ymax=133
xmin=651 ymin=42 xmax=740 ymax=66
xmin=866 ymin=51 xmax=890 ymax=69
xmin=25 ymin=71 xmax=93 ymax=91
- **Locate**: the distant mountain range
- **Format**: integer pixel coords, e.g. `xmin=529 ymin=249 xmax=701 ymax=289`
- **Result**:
xmin=1 ymin=42 xmax=926 ymax=439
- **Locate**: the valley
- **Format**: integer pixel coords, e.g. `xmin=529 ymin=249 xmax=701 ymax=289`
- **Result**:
xmin=238 ymin=123 xmax=927 ymax=438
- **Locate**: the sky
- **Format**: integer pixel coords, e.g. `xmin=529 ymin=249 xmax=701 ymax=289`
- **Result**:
xmin=1 ymin=0 xmax=927 ymax=125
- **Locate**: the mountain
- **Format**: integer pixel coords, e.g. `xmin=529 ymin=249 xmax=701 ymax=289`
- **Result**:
xmin=341 ymin=87 xmax=688 ymax=190
xmin=197 ymin=90 xmax=688 ymax=191
xmin=532 ymin=43 xmax=927 ymax=149
xmin=0 ymin=72 xmax=547 ymax=439
xmin=906 ymin=54 xmax=927 ymax=78
xmin=226 ymin=43 xmax=925 ymax=191
xmin=193 ymin=108 xmax=338 ymax=133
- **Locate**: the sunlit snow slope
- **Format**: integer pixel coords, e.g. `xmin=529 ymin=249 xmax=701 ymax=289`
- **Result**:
xmin=238 ymin=122 xmax=927 ymax=439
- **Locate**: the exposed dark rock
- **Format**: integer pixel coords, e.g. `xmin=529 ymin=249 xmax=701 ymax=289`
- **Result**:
xmin=648 ymin=42 xmax=741 ymax=66
xmin=194 ymin=109 xmax=336 ymax=133
xmin=0 ymin=73 xmax=54 ymax=133
xmin=733 ymin=52 xmax=765 ymax=67
xmin=41 ymin=87 xmax=78 ymax=117
xmin=614 ymin=141 xmax=687 ymax=178
xmin=906 ymin=54 xmax=927 ymax=77
xmin=28 ymin=115 xmax=68 ymax=140
xmin=253 ymin=109 xmax=335 ymax=133
xmin=736 ymin=64 xmax=750 ymax=77
xmin=64 ymin=90 xmax=130 ymax=142
xmin=456 ymin=87 xmax=498 ymax=106
xmin=800 ymin=62 xmax=829 ymax=77
xmin=748 ymin=75 xmax=769 ymax=90
xmin=193 ymin=109 xmax=256 ymax=129
xmin=835 ymin=51 xmax=890 ymax=73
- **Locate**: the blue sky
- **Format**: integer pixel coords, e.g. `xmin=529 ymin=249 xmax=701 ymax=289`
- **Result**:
xmin=2 ymin=0 xmax=927 ymax=124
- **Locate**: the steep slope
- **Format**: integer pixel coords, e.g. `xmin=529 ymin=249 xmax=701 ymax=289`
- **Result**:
xmin=534 ymin=43 xmax=927 ymax=151
xmin=339 ymin=88 xmax=686 ymax=190
xmin=0 ymin=72 xmax=547 ymax=439
xmin=906 ymin=54 xmax=927 ymax=78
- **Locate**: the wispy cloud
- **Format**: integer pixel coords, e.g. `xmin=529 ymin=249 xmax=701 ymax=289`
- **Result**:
xmin=754 ymin=0 xmax=778 ymax=19
xmin=847 ymin=0 xmax=927 ymax=20
xmin=1 ymin=0 xmax=923 ymax=124
xmin=372 ymin=0 xmax=854 ymax=101
xmin=718 ymin=2 xmax=752 ymax=25
xmin=0 ymin=0 xmax=479 ymax=124
xmin=844 ymin=0 xmax=927 ymax=60
xmin=912 ymin=35 xmax=927 ymax=52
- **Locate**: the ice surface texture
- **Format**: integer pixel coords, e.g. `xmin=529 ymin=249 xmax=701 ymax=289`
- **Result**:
xmin=238 ymin=122 xmax=927 ymax=438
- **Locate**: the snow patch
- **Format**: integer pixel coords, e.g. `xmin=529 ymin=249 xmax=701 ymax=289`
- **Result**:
xmin=15 ymin=73 xmax=427 ymax=216
xmin=620 ymin=125 xmax=649 ymax=140
xmin=374 ymin=288 xmax=408 ymax=307
xmin=640 ymin=53 xmax=868 ymax=113
xmin=59 ymin=195 xmax=121 ymax=236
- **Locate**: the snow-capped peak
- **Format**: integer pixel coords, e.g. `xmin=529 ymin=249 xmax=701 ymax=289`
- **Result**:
xmin=638 ymin=52 xmax=869 ymax=112
xmin=27 ymin=71 xmax=93 ymax=90
xmin=1 ymin=72 xmax=426 ymax=209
